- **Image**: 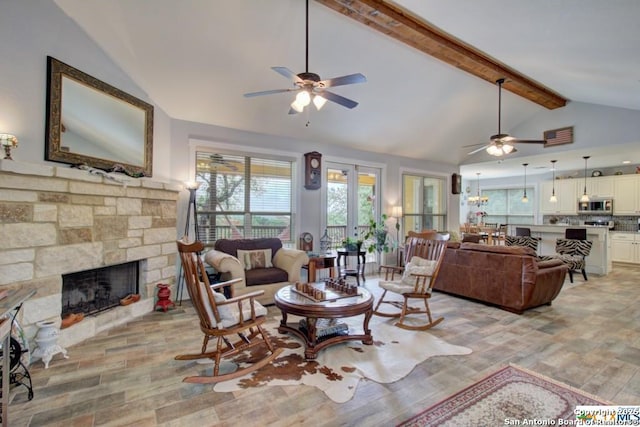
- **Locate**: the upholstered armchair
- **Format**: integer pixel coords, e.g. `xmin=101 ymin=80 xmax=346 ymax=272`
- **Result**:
xmin=546 ymin=238 xmax=593 ymax=283
xmin=505 ymin=235 xmax=539 ymax=253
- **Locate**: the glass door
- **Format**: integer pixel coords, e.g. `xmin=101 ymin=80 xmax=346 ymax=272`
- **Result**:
xmin=325 ymin=162 xmax=381 ymax=258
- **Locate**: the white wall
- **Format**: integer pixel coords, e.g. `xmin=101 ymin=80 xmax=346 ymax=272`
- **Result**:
xmin=0 ymin=0 xmax=172 ymax=180
xmin=169 ymin=119 xmax=461 ymax=245
xmin=513 ymin=101 xmax=640 ymax=152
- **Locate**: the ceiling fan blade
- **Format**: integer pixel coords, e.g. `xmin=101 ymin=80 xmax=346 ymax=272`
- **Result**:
xmin=320 ymin=73 xmax=366 ymax=88
xmin=467 ymin=145 xmax=490 ymax=155
xmin=320 ymin=90 xmax=358 ymax=109
xmin=244 ymin=88 xmax=297 ymax=98
xmin=272 ymin=67 xmax=304 ymax=83
xmin=462 ymin=142 xmax=487 ymax=148
xmin=512 ymin=139 xmax=547 ymax=144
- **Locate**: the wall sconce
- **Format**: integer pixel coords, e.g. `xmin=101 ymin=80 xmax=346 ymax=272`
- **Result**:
xmin=0 ymin=133 xmax=18 ymax=160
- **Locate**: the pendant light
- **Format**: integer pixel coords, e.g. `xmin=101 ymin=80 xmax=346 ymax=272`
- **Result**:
xmin=521 ymin=163 xmax=529 ymax=203
xmin=580 ymin=156 xmax=590 ymax=202
xmin=549 ymin=160 xmax=558 ymax=203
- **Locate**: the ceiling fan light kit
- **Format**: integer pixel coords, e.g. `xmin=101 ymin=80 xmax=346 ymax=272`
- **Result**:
xmin=244 ymin=0 xmax=365 ymax=114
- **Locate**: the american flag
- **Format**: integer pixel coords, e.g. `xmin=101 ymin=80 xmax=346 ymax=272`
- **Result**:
xmin=544 ymin=126 xmax=573 ymax=147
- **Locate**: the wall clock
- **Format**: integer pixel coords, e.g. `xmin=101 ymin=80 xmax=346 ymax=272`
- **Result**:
xmin=300 ymin=232 xmax=314 ymax=252
xmin=451 ymin=173 xmax=462 ymax=194
xmin=304 ymin=151 xmax=322 ymax=190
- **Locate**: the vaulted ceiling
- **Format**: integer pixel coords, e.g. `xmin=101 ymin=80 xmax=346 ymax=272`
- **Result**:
xmin=54 ymin=0 xmax=640 ymax=178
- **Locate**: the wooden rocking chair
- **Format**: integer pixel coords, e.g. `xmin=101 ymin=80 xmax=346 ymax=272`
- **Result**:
xmin=373 ymin=236 xmax=449 ymax=331
xmin=175 ymin=239 xmax=283 ymax=383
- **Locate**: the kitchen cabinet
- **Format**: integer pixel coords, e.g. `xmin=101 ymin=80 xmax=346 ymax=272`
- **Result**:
xmin=611 ymin=232 xmax=640 ymax=264
xmin=540 ymin=179 xmax=577 ymax=215
xmin=613 ymin=175 xmax=640 ymax=215
xmin=576 ymin=176 xmax=614 ymax=199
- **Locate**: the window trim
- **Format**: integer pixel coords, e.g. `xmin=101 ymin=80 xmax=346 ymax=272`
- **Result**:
xmin=189 ymin=140 xmax=301 ymax=246
xmin=400 ymin=171 xmax=449 ymax=233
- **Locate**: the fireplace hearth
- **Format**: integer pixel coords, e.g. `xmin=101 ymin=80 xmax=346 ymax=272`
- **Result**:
xmin=62 ymin=262 xmax=139 ymax=317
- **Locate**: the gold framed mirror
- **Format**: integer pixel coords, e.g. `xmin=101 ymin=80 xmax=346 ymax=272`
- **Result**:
xmin=45 ymin=56 xmax=153 ymax=177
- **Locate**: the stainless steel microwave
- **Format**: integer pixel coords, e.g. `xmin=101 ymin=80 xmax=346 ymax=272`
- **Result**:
xmin=577 ymin=198 xmax=613 ymax=214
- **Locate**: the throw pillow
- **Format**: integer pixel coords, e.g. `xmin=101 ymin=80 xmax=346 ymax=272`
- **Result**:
xmin=237 ymin=249 xmax=273 ymax=271
xmin=401 ymin=257 xmax=437 ymax=286
xmin=197 ymin=281 xmax=232 ymax=325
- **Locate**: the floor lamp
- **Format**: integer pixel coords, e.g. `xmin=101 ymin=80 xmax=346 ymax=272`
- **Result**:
xmin=391 ymin=205 xmax=403 ymax=265
xmin=177 ymin=181 xmax=200 ymax=303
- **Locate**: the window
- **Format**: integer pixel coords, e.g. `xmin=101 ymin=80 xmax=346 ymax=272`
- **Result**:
xmin=194 ymin=152 xmax=294 ymax=245
xmin=482 ymin=188 xmax=534 ymax=225
xmin=402 ymin=174 xmax=447 ymax=233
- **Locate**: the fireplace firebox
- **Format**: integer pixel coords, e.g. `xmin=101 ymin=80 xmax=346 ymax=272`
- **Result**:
xmin=61 ymin=261 xmax=139 ymax=317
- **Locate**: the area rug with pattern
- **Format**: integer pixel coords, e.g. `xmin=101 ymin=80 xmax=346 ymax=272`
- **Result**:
xmin=398 ymin=364 xmax=611 ymax=427
xmin=205 ymin=315 xmax=472 ymax=403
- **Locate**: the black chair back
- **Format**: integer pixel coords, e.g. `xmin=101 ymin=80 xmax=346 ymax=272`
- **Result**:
xmin=565 ymin=228 xmax=587 ymax=240
xmin=515 ymin=227 xmax=531 ymax=237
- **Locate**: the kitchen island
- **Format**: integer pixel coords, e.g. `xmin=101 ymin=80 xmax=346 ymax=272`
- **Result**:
xmin=521 ymin=225 xmax=611 ymax=275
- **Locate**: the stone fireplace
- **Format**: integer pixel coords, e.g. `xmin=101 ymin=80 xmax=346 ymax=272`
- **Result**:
xmin=0 ymin=160 xmax=181 ymax=350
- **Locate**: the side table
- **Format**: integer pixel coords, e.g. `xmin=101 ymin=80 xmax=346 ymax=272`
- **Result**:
xmin=336 ymin=249 xmax=366 ymax=285
xmin=303 ymin=256 xmax=336 ymax=283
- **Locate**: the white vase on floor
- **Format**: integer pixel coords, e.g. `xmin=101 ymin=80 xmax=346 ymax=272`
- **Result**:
xmin=32 ymin=320 xmax=68 ymax=369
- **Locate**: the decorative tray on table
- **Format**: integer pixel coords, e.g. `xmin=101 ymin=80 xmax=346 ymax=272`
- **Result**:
xmin=291 ymin=279 xmax=362 ymax=303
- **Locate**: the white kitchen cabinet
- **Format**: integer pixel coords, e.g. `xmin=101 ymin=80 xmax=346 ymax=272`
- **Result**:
xmin=613 ymin=175 xmax=640 ymax=215
xmin=611 ymin=233 xmax=640 ymax=264
xmin=540 ymin=179 xmax=577 ymax=215
xmin=577 ymin=176 xmax=614 ymax=198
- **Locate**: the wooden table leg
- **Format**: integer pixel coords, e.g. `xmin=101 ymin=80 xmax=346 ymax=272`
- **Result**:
xmin=308 ymin=262 xmax=317 ymax=283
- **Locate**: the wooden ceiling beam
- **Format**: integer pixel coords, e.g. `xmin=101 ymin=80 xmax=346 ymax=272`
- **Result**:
xmin=315 ymin=0 xmax=568 ymax=109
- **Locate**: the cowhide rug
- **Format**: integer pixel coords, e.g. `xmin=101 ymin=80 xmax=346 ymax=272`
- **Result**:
xmin=207 ymin=314 xmax=472 ymax=403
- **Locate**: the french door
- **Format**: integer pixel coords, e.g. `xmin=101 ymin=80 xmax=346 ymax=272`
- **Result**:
xmin=324 ymin=162 xmax=381 ymax=253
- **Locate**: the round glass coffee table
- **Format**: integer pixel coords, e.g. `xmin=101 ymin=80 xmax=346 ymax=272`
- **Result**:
xmin=274 ymin=283 xmax=374 ymax=360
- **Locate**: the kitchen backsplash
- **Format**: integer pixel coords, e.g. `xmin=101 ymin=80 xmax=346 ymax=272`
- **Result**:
xmin=542 ymin=215 xmax=639 ymax=231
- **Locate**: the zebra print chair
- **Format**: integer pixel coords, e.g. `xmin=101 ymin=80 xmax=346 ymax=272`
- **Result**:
xmin=544 ymin=238 xmax=593 ymax=283
xmin=505 ymin=236 xmax=539 ymax=253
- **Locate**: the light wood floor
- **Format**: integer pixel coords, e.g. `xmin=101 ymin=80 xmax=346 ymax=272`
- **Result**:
xmin=8 ymin=264 xmax=640 ymax=426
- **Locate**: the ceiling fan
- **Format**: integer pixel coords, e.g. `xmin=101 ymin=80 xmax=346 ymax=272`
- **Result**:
xmin=467 ymin=78 xmax=546 ymax=156
xmin=243 ymin=0 xmax=366 ymax=114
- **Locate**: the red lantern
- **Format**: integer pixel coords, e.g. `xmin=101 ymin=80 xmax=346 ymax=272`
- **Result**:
xmin=154 ymin=283 xmax=175 ymax=312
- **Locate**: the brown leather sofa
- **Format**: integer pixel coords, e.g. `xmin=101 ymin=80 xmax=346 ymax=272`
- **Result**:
xmin=433 ymin=242 xmax=567 ymax=313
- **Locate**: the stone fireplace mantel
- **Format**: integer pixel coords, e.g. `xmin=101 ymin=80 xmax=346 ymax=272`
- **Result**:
xmin=0 ymin=160 xmax=182 ymax=351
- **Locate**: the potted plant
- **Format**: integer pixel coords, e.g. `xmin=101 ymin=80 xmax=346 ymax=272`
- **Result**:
xmin=341 ymin=227 xmax=363 ymax=251
xmin=341 ymin=236 xmax=362 ymax=251
xmin=363 ymin=214 xmax=390 ymax=253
